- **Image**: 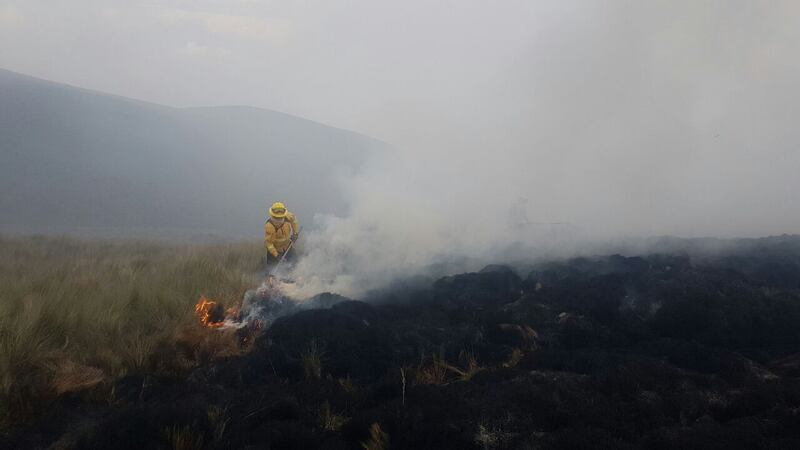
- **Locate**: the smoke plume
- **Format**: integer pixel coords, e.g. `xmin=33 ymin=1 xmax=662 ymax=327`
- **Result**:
xmin=286 ymin=1 xmax=800 ymax=299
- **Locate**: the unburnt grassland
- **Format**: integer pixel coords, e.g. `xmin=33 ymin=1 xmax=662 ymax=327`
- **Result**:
xmin=0 ymin=235 xmax=263 ymax=427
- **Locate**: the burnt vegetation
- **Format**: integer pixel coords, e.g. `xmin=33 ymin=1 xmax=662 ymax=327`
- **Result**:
xmin=3 ymin=236 xmax=800 ymax=449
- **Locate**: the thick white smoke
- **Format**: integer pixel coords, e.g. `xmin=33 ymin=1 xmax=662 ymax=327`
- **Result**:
xmin=285 ymin=144 xmax=616 ymax=299
xmin=284 ymin=1 xmax=800 ymax=299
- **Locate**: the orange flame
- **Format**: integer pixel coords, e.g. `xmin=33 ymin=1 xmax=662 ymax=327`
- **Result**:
xmin=195 ymin=296 xmax=225 ymax=328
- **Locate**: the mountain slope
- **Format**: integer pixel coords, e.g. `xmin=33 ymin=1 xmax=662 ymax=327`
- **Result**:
xmin=0 ymin=68 xmax=385 ymax=238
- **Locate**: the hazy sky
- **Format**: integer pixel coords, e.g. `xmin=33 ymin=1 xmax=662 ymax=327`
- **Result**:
xmin=3 ymin=0 xmax=800 ymax=296
xmin=6 ymin=1 xmax=795 ymax=145
xmin=1 ymin=0 xmax=547 ymax=141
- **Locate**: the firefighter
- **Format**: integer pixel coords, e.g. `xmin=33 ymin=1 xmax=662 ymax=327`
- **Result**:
xmin=264 ymin=202 xmax=300 ymax=265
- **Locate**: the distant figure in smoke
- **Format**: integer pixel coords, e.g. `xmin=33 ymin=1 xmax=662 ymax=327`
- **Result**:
xmin=264 ymin=202 xmax=300 ymax=268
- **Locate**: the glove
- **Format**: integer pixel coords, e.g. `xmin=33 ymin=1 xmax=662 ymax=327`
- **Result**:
xmin=270 ymin=249 xmax=279 ymax=258
xmin=291 ymin=233 xmax=299 ymax=242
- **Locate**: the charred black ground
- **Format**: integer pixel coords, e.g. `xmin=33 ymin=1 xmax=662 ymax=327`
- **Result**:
xmin=5 ymin=236 xmax=800 ymax=449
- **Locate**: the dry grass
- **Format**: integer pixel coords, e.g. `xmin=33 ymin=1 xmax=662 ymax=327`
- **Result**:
xmin=414 ymin=350 xmax=484 ymax=386
xmin=302 ymin=339 xmax=325 ymax=380
xmin=206 ymin=404 xmax=231 ymax=442
xmin=361 ymin=422 xmax=390 ymax=450
xmin=0 ymin=235 xmax=263 ymax=426
xmin=446 ymin=350 xmax=483 ymax=382
xmin=163 ymin=424 xmax=205 ymax=450
xmin=319 ymin=400 xmax=349 ymax=431
xmin=338 ymin=376 xmax=357 ymax=394
xmin=503 ymin=348 xmax=524 ymax=368
xmin=415 ymin=352 xmax=450 ymax=385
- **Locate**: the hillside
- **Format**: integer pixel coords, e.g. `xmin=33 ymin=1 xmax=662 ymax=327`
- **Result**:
xmin=0 ymin=69 xmax=385 ymax=239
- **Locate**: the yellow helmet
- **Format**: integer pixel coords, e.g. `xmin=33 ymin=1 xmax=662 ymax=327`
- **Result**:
xmin=269 ymin=202 xmax=288 ymax=218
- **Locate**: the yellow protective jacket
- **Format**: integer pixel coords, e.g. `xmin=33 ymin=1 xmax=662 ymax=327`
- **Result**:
xmin=264 ymin=212 xmax=299 ymax=258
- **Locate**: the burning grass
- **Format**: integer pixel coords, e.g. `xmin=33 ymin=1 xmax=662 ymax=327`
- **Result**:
xmin=195 ymin=296 xmax=226 ymax=328
xmin=0 ymin=235 xmax=263 ymax=427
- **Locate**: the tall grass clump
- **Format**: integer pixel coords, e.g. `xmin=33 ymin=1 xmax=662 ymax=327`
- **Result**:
xmin=0 ymin=235 xmax=263 ymax=426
